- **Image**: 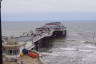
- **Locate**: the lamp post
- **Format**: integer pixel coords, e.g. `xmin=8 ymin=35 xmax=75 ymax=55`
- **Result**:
xmin=0 ymin=0 xmax=2 ymax=64
xmin=0 ymin=2 xmax=1 ymax=8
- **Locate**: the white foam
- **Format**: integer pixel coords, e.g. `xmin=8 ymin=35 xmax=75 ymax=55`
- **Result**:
xmin=85 ymin=45 xmax=96 ymax=48
xmin=60 ymin=47 xmax=76 ymax=51
xmin=79 ymin=49 xmax=93 ymax=52
xmin=81 ymin=41 xmax=86 ymax=43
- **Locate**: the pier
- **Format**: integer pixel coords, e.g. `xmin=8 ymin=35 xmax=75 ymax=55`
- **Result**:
xmin=16 ymin=29 xmax=54 ymax=50
xmin=2 ymin=22 xmax=66 ymax=64
xmin=2 ymin=22 xmax=67 ymax=51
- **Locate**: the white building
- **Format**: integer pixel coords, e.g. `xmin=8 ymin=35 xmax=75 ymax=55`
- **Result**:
xmin=2 ymin=36 xmax=25 ymax=62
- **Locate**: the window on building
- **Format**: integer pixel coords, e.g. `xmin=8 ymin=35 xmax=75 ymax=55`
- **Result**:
xmin=7 ymin=49 xmax=12 ymax=55
xmin=13 ymin=49 xmax=20 ymax=55
xmin=2 ymin=47 xmax=5 ymax=53
xmin=6 ymin=48 xmax=20 ymax=55
xmin=9 ymin=50 xmax=12 ymax=55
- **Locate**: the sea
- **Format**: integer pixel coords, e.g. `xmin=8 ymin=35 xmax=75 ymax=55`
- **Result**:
xmin=2 ymin=21 xmax=96 ymax=64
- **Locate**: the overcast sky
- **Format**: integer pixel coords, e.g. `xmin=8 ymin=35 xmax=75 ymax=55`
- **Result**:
xmin=1 ymin=0 xmax=96 ymax=21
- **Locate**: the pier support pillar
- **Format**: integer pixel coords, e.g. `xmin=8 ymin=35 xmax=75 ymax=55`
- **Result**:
xmin=34 ymin=36 xmax=53 ymax=51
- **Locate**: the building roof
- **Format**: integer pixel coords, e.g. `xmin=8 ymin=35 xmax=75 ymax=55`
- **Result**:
xmin=45 ymin=22 xmax=61 ymax=25
xmin=6 ymin=36 xmax=18 ymax=45
xmin=2 ymin=36 xmax=25 ymax=47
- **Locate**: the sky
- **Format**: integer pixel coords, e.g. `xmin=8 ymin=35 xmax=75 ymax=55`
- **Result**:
xmin=1 ymin=0 xmax=96 ymax=22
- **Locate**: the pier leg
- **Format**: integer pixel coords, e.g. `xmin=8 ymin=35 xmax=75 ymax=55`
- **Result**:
xmin=34 ymin=42 xmax=39 ymax=51
xmin=34 ymin=36 xmax=53 ymax=51
xmin=52 ymin=30 xmax=67 ymax=38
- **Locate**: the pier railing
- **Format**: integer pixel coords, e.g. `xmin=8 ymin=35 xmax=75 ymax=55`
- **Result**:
xmin=15 ymin=29 xmax=54 ymax=50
